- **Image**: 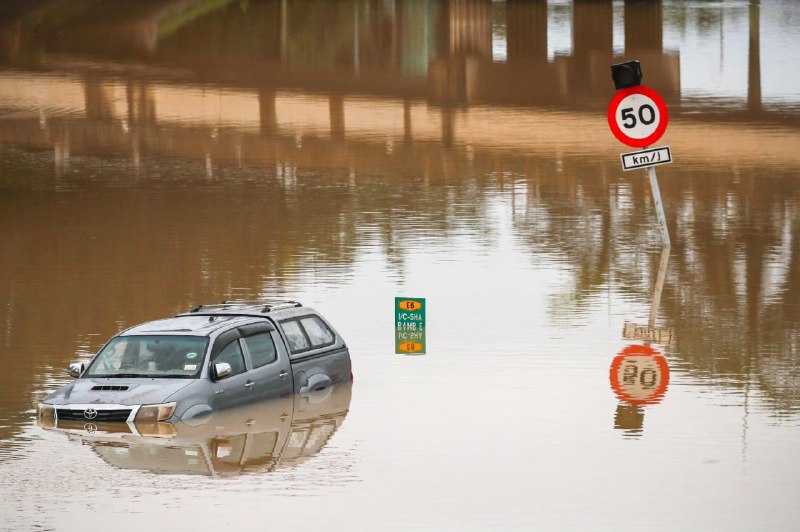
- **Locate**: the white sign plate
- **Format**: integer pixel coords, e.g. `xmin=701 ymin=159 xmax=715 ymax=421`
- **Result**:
xmin=620 ymin=146 xmax=673 ymax=171
xmin=622 ymin=322 xmax=674 ymax=345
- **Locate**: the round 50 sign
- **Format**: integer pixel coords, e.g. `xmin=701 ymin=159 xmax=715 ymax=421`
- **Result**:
xmin=607 ymin=86 xmax=669 ymax=148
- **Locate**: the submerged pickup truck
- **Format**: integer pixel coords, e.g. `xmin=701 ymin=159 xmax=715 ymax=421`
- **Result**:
xmin=44 ymin=379 xmax=352 ymax=477
xmin=37 ymin=300 xmax=352 ymax=426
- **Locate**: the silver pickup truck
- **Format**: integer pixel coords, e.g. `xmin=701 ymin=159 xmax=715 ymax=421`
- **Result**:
xmin=37 ymin=300 xmax=352 ymax=426
xmin=44 ymin=380 xmax=352 ymax=476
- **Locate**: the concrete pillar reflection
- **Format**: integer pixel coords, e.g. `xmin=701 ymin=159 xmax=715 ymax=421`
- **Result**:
xmin=259 ymin=89 xmax=277 ymax=135
xmin=507 ymin=0 xmax=547 ymax=62
xmin=126 ymin=81 xmax=156 ymax=125
xmin=619 ymin=0 xmax=678 ymax=104
xmin=54 ymin=137 xmax=70 ymax=177
xmin=0 ymin=20 xmax=24 ymax=62
xmin=441 ymin=106 xmax=454 ymax=148
xmin=748 ymin=0 xmax=761 ymax=113
xmin=398 ymin=0 xmax=435 ymax=75
xmin=573 ymin=0 xmax=613 ymax=58
xmin=84 ymin=77 xmax=116 ymax=120
xmin=429 ymin=59 xmax=465 ymax=103
xmin=330 ymin=94 xmax=345 ymax=140
xmin=570 ymin=0 xmax=613 ymax=100
xmin=624 ymin=0 xmax=662 ymax=53
xmin=403 ymin=99 xmax=412 ymax=144
xmin=447 ymin=0 xmax=492 ymax=57
xmin=280 ymin=0 xmax=288 ymax=65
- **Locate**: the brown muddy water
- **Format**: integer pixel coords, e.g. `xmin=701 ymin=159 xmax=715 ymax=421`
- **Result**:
xmin=1 ymin=1 xmax=799 ymax=530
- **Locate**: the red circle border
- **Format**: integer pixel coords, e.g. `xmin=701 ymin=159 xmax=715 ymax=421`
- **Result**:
xmin=609 ymin=344 xmax=670 ymax=406
xmin=607 ymin=85 xmax=669 ymax=148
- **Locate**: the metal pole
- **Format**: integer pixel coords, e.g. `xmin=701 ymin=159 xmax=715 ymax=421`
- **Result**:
xmin=647 ymin=164 xmax=670 ymax=248
xmin=648 ymin=245 xmax=670 ymax=328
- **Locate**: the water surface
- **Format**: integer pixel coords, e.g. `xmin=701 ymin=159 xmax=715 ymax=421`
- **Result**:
xmin=1 ymin=1 xmax=799 ymax=530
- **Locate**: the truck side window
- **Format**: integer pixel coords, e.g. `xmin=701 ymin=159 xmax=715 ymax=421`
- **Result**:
xmin=282 ymin=320 xmax=310 ymax=353
xmin=300 ymin=316 xmax=334 ymax=347
xmin=213 ymin=339 xmax=246 ymax=376
xmin=243 ymin=333 xmax=277 ymax=368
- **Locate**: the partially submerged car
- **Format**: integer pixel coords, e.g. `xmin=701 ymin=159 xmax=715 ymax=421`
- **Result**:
xmin=43 ymin=381 xmax=352 ymax=476
xmin=37 ymin=300 xmax=351 ymax=427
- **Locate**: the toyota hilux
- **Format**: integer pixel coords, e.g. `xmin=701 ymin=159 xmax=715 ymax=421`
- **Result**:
xmin=37 ymin=300 xmax=352 ymax=428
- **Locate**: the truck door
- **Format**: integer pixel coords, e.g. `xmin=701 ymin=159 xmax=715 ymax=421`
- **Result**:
xmin=241 ymin=330 xmax=293 ymax=401
xmin=210 ymin=336 xmax=253 ymax=410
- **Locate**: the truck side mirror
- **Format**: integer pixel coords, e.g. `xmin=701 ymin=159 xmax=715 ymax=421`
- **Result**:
xmin=213 ymin=362 xmax=232 ymax=381
xmin=68 ymin=362 xmax=84 ymax=378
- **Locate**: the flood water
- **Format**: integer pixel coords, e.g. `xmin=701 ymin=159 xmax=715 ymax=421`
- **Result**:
xmin=1 ymin=0 xmax=799 ymax=530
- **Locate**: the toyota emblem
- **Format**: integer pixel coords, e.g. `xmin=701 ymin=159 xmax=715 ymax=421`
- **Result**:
xmin=83 ymin=408 xmax=98 ymax=420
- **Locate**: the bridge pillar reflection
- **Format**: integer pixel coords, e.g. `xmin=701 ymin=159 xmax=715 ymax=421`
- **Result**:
xmin=446 ymin=0 xmax=492 ymax=57
xmin=126 ymin=81 xmax=156 ymax=126
xmin=84 ymin=76 xmax=116 ymax=120
xmin=404 ymin=99 xmax=412 ymax=144
xmin=619 ymin=0 xmax=679 ymax=104
xmin=625 ymin=0 xmax=662 ymax=52
xmin=570 ymin=0 xmax=614 ymax=101
xmin=429 ymin=0 xmax=490 ymax=104
xmin=0 ymin=20 xmax=25 ymax=62
xmin=748 ymin=0 xmax=761 ymax=113
xmin=507 ymin=0 xmax=547 ymax=63
xmin=441 ymin=105 xmax=454 ymax=148
xmin=573 ymin=0 xmax=613 ymax=59
xmin=259 ymin=89 xmax=277 ymax=135
xmin=330 ymin=94 xmax=345 ymax=140
xmin=473 ymin=0 xmax=562 ymax=106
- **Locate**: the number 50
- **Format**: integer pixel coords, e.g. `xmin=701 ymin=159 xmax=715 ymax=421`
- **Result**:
xmin=620 ymin=104 xmax=656 ymax=129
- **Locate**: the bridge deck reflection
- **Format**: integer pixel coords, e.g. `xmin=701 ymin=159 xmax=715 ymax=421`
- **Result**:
xmin=0 ymin=72 xmax=796 ymax=175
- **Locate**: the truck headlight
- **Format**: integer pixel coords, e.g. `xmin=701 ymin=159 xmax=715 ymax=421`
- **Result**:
xmin=37 ymin=403 xmax=56 ymax=428
xmin=135 ymin=402 xmax=176 ymax=422
xmin=135 ymin=422 xmax=177 ymax=438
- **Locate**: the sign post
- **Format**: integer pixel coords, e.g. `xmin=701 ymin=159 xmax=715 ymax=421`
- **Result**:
xmin=647 ymin=165 xmax=670 ymax=248
xmin=623 ymin=246 xmax=674 ymax=345
xmin=607 ymin=81 xmax=672 ymax=248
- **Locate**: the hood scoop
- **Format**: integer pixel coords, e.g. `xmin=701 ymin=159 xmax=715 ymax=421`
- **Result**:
xmin=91 ymin=385 xmax=130 ymax=391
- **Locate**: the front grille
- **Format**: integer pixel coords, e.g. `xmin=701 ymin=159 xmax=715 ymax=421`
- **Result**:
xmin=91 ymin=385 xmax=129 ymax=391
xmin=55 ymin=421 xmax=133 ymax=434
xmin=56 ymin=408 xmax=132 ymax=422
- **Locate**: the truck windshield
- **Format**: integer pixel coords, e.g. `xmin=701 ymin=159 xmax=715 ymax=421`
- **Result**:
xmin=85 ymin=336 xmax=209 ymax=379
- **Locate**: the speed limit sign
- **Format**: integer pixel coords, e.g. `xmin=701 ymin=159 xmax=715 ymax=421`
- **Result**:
xmin=607 ymin=86 xmax=669 ymax=148
xmin=609 ymin=344 xmax=670 ymax=406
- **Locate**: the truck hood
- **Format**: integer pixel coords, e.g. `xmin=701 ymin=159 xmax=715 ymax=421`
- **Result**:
xmin=45 ymin=378 xmax=195 ymax=406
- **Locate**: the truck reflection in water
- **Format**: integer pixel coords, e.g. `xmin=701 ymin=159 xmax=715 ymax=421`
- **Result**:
xmin=41 ymin=383 xmax=351 ymax=476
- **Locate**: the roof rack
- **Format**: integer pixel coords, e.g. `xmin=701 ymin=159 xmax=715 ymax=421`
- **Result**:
xmin=186 ymin=299 xmax=303 ymax=315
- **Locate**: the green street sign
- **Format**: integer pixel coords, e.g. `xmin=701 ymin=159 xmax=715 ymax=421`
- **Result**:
xmin=395 ymin=297 xmax=426 ymax=354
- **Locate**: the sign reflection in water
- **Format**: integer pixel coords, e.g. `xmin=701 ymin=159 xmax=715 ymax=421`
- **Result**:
xmin=610 ymin=345 xmax=671 ymax=436
xmin=612 ymin=247 xmax=672 ymax=437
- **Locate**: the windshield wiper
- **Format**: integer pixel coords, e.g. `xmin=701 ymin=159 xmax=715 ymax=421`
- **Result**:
xmin=100 ymin=373 xmax=148 ymax=378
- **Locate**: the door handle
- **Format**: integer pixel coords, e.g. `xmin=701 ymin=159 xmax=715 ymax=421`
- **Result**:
xmin=279 ymin=371 xmax=289 ymax=380
xmin=299 ymin=373 xmax=332 ymax=396
xmin=244 ymin=382 xmax=254 ymax=389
